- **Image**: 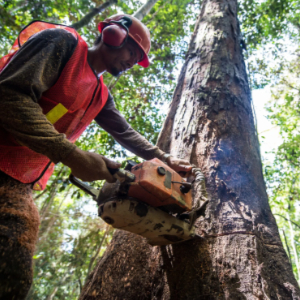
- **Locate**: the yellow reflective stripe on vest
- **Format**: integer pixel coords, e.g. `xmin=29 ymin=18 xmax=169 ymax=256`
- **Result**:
xmin=46 ymin=103 xmax=68 ymax=124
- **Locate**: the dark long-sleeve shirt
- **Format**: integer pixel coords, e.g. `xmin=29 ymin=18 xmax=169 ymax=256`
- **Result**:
xmin=0 ymin=28 xmax=163 ymax=163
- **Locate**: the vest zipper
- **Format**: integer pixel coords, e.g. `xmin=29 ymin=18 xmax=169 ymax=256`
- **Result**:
xmin=68 ymin=50 xmax=101 ymax=136
xmin=82 ymin=78 xmax=99 ymax=119
xmin=82 ymin=61 xmax=101 ymax=119
xmin=30 ymin=161 xmax=52 ymax=188
xmin=70 ymin=76 xmax=99 ymax=140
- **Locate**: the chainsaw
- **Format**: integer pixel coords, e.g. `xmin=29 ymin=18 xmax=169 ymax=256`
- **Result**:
xmin=69 ymin=158 xmax=208 ymax=246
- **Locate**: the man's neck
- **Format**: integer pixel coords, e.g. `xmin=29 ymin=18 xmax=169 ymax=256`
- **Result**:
xmin=87 ymin=45 xmax=106 ymax=75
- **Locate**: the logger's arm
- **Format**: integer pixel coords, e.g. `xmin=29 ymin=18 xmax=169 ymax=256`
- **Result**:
xmin=0 ymin=29 xmax=77 ymax=163
xmin=95 ymin=95 xmax=192 ymax=173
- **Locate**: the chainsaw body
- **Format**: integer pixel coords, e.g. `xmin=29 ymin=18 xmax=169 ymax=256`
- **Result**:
xmin=122 ymin=158 xmax=192 ymax=213
xmin=70 ymin=158 xmax=206 ymax=246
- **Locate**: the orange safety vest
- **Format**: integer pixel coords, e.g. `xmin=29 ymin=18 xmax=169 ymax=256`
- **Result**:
xmin=0 ymin=21 xmax=108 ymax=190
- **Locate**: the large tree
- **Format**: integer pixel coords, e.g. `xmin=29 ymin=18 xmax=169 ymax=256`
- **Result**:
xmin=79 ymin=0 xmax=300 ymax=298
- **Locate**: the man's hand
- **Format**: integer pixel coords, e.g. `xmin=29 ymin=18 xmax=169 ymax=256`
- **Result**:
xmin=62 ymin=147 xmax=121 ymax=183
xmin=165 ymin=156 xmax=192 ymax=175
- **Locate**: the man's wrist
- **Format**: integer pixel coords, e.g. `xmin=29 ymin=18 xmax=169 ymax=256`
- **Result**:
xmin=60 ymin=146 xmax=80 ymax=167
xmin=51 ymin=139 xmax=77 ymax=164
xmin=160 ymin=153 xmax=172 ymax=163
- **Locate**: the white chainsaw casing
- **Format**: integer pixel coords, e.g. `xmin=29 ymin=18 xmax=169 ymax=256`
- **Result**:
xmin=98 ymin=198 xmax=195 ymax=246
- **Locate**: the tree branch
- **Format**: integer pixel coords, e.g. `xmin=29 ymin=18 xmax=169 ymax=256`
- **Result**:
xmin=71 ymin=0 xmax=118 ymax=30
xmin=84 ymin=226 xmax=111 ymax=286
xmin=282 ymin=229 xmax=292 ymax=266
xmin=282 ymin=78 xmax=300 ymax=93
xmin=34 ymin=166 xmax=66 ymax=201
xmin=274 ymin=214 xmax=300 ymax=230
xmin=133 ymin=0 xmax=159 ymax=21
xmin=78 ymin=278 xmax=83 ymax=292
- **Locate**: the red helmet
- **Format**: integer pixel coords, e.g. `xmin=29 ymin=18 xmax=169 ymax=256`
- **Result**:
xmin=98 ymin=14 xmax=151 ymax=68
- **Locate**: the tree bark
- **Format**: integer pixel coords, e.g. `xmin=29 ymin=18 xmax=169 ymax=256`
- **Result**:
xmin=79 ymin=0 xmax=300 ymax=299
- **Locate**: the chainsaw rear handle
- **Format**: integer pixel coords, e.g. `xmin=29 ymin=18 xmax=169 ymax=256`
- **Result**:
xmin=69 ymin=167 xmax=135 ymax=200
xmin=69 ymin=174 xmax=100 ymax=200
xmin=107 ymin=167 xmax=119 ymax=175
xmin=69 ymin=168 xmax=120 ymax=200
xmin=108 ymin=168 xmax=136 ymax=183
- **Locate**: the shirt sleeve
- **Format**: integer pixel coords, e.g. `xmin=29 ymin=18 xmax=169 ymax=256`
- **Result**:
xmin=0 ymin=28 xmax=78 ymax=163
xmin=95 ymin=92 xmax=165 ymax=160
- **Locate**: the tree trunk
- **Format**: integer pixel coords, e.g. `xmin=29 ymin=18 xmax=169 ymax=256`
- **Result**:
xmin=79 ymin=0 xmax=300 ymax=299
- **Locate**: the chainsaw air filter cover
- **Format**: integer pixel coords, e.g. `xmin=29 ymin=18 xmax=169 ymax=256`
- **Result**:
xmin=127 ymin=158 xmax=192 ymax=214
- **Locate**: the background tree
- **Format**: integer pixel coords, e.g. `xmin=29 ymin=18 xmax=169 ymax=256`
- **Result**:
xmin=264 ymin=51 xmax=300 ymax=283
xmin=79 ymin=0 xmax=300 ymax=298
xmin=241 ymin=0 xmax=300 ymax=284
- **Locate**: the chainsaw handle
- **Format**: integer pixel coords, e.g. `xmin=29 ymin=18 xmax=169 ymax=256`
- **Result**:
xmin=69 ymin=174 xmax=100 ymax=201
xmin=108 ymin=168 xmax=136 ymax=183
xmin=107 ymin=167 xmax=119 ymax=175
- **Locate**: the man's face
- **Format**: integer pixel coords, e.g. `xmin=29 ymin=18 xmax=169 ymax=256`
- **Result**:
xmin=106 ymin=39 xmax=143 ymax=77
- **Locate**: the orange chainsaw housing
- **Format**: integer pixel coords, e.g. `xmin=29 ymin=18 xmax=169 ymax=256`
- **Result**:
xmin=127 ymin=158 xmax=192 ymax=213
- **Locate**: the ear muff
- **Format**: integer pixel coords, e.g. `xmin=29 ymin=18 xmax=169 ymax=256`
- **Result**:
xmin=101 ymin=16 xmax=133 ymax=48
xmin=102 ymin=25 xmax=128 ymax=47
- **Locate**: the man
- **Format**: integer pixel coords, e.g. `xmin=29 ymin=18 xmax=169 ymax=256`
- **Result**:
xmin=0 ymin=14 xmax=191 ymax=299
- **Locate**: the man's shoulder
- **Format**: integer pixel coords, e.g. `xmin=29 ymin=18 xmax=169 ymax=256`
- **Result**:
xmin=30 ymin=27 xmax=78 ymax=48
